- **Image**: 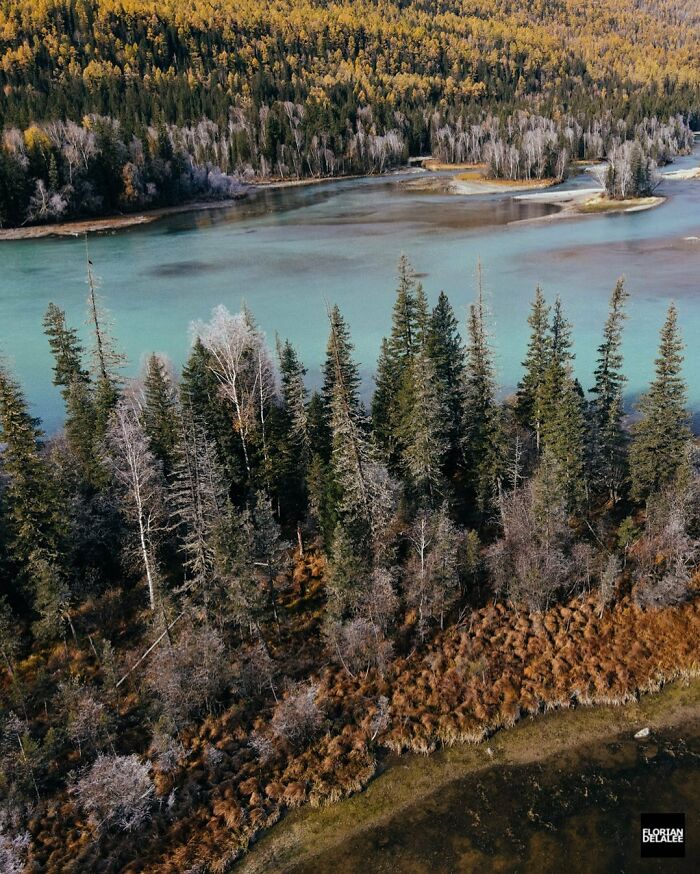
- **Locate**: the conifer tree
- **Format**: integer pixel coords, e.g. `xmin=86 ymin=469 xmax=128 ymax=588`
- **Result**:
xmin=277 ymin=340 xmax=310 ymax=461
xmin=180 ymin=338 xmax=241 ymax=484
xmin=327 ymin=306 xmax=388 ymax=546
xmin=425 ymin=291 xmax=466 ymax=480
xmin=462 ymin=269 xmax=501 ymax=517
xmin=0 ymin=366 xmax=62 ymax=571
xmin=387 ymin=254 xmax=422 ymax=365
xmin=371 ymin=338 xmax=397 ymax=456
xmin=43 ymin=303 xmax=89 ymax=399
xmin=29 ymin=554 xmax=74 ymax=644
xmin=630 ymin=303 xmax=690 ymax=501
xmin=372 ymin=256 xmax=427 ymax=469
xmin=275 ymin=339 xmax=311 ymax=524
xmin=85 ymin=254 xmax=124 ymax=440
xmin=402 ymin=350 xmax=447 ymax=503
xmin=322 ymin=304 xmax=363 ymax=428
xmin=539 ymin=297 xmax=587 ymax=508
xmin=589 ymin=279 xmax=629 ymax=503
xmin=251 ymin=490 xmax=290 ymax=624
xmin=170 ymin=413 xmax=228 ymax=614
xmin=0 ymin=594 xmax=20 ymax=675
xmin=516 ymin=287 xmax=550 ymax=450
xmin=324 ymin=523 xmax=369 ymax=623
xmin=141 ymin=354 xmax=180 ymax=477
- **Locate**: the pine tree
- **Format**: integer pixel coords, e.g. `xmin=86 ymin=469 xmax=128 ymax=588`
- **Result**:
xmin=180 ymin=338 xmax=241 ymax=487
xmin=372 ymin=256 xmax=427 ymax=468
xmin=589 ymin=279 xmax=629 ymax=503
xmin=277 ymin=340 xmax=310 ymax=461
xmin=326 ymin=306 xmax=382 ymax=546
xmin=251 ymin=490 xmax=289 ymax=624
xmin=402 ymin=350 xmax=447 ymax=503
xmin=539 ymin=298 xmax=587 ymax=509
xmin=462 ymin=270 xmax=501 ymax=517
xmin=29 ymin=553 xmax=74 ymax=644
xmin=322 ymin=304 xmax=363 ymax=430
xmin=387 ymin=254 xmax=421 ymax=365
xmin=85 ymin=253 xmax=124 ymax=440
xmin=324 ymin=522 xmax=368 ymax=623
xmin=276 ymin=339 xmax=311 ymax=524
xmin=141 ymin=354 xmax=180 ymax=477
xmin=425 ymin=291 xmax=466 ymax=481
xmin=170 ymin=413 xmax=228 ymax=615
xmin=516 ymin=287 xmax=550 ymax=450
xmin=0 ymin=367 xmax=62 ymax=571
xmin=630 ymin=303 xmax=690 ymax=501
xmin=0 ymin=594 xmax=20 ymax=675
xmin=371 ymin=338 xmax=397 ymax=456
xmin=43 ymin=303 xmax=89 ymax=400
xmin=64 ymin=376 xmax=103 ymax=487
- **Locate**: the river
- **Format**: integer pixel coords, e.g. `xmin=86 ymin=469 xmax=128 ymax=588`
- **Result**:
xmin=1 ymin=147 xmax=699 ymax=433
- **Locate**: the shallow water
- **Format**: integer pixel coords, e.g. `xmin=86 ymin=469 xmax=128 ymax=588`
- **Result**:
xmin=1 ymin=148 xmax=700 ymax=432
xmin=291 ymin=723 xmax=699 ymax=873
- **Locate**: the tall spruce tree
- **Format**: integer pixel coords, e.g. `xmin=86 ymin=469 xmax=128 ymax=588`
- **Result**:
xmin=629 ymin=303 xmax=690 ymax=501
xmin=180 ymin=338 xmax=241 ymax=488
xmin=141 ymin=354 xmax=180 ymax=477
xmin=539 ymin=298 xmax=587 ymax=509
xmin=516 ymin=287 xmax=550 ymax=450
xmin=372 ymin=256 xmax=427 ymax=470
xmin=0 ymin=367 xmax=63 ymax=573
xmin=328 ymin=318 xmax=374 ymax=542
xmin=85 ymin=253 xmax=124 ymax=439
xmin=462 ymin=268 xmax=501 ymax=518
xmin=401 ymin=350 xmax=447 ymax=503
xmin=276 ymin=339 xmax=311 ymax=523
xmin=425 ymin=291 xmax=466 ymax=482
xmin=43 ymin=303 xmax=89 ymax=399
xmin=589 ymin=279 xmax=629 ymax=503
xmin=43 ymin=301 xmax=103 ymax=485
xmin=322 ymin=305 xmax=362 ymax=421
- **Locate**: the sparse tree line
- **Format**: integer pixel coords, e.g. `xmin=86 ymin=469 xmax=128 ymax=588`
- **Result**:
xmin=431 ymin=111 xmax=694 ymax=184
xmin=0 ymin=108 xmax=694 ymax=228
xmin=0 ymin=254 xmax=698 ymax=861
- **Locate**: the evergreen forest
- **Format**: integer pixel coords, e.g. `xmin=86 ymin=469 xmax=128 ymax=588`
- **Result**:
xmin=0 ymin=0 xmax=699 ymax=225
xmin=0 ymin=255 xmax=698 ymax=870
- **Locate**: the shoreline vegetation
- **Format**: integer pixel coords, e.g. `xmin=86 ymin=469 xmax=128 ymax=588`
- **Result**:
xmin=2 ymin=243 xmax=700 ymax=871
xmin=1 ymin=156 xmax=688 ymax=241
xmin=239 ymin=675 xmax=700 ymax=874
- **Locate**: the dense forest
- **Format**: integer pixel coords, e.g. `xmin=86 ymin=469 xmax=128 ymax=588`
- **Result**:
xmin=0 ymin=0 xmax=699 ymax=225
xmin=0 ymin=255 xmax=698 ymax=870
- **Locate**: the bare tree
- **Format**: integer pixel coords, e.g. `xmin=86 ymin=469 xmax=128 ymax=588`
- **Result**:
xmin=270 ymin=682 xmax=323 ymax=748
xmin=71 ymin=754 xmax=154 ymax=833
xmin=0 ymin=821 xmax=30 ymax=874
xmin=146 ymin=624 xmax=229 ymax=727
xmin=108 ymin=401 xmax=168 ymax=610
xmin=192 ymin=306 xmax=276 ymax=477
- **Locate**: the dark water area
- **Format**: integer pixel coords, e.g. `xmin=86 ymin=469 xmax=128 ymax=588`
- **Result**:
xmin=292 ymin=724 xmax=699 ymax=873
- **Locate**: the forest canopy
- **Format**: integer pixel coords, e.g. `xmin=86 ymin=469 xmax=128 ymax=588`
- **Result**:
xmin=0 ymin=0 xmax=699 ymax=226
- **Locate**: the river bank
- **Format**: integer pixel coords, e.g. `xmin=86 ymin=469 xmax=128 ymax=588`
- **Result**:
xmin=0 ymin=173 xmax=373 ymax=241
xmin=239 ymin=675 xmax=700 ymax=873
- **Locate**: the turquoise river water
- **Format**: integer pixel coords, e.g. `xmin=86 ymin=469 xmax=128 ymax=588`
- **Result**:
xmin=1 ymin=146 xmax=699 ymax=433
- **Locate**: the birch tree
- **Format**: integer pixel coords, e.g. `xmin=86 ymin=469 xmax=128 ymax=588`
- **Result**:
xmin=108 ymin=402 xmax=167 ymax=611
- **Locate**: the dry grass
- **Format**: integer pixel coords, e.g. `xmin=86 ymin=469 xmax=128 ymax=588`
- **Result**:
xmin=577 ymin=194 xmax=665 ymax=213
xmin=454 ymin=173 xmax=558 ymax=188
xmin=25 ymin=583 xmax=700 ymax=873
xmin=423 ymin=160 xmax=487 ymax=171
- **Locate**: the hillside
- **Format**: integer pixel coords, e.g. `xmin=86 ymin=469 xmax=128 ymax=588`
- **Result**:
xmin=0 ymin=0 xmax=699 ymax=226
